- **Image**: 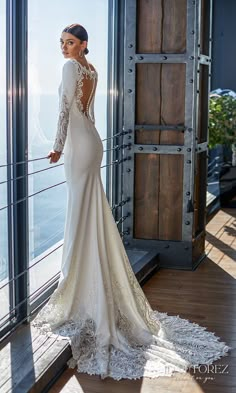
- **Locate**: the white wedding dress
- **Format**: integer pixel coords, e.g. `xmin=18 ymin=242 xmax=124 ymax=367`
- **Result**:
xmin=32 ymin=59 xmax=230 ymax=380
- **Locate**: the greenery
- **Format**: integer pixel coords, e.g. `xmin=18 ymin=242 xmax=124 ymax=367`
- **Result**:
xmin=208 ymin=94 xmax=236 ymax=149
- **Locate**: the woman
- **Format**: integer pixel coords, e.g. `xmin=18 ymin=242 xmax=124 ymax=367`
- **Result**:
xmin=32 ymin=23 xmax=230 ymax=380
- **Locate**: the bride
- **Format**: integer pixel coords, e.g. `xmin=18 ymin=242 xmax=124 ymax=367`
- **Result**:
xmin=32 ymin=23 xmax=230 ymax=380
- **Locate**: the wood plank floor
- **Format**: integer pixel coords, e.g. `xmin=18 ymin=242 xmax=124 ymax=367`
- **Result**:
xmin=48 ymin=208 xmax=236 ymax=393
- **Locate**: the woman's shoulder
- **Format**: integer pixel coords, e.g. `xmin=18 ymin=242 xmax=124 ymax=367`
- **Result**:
xmin=88 ymin=62 xmax=96 ymax=72
xmin=62 ymin=59 xmax=78 ymax=73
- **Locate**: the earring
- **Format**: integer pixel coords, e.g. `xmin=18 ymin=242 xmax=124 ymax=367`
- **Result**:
xmin=79 ymin=49 xmax=84 ymax=58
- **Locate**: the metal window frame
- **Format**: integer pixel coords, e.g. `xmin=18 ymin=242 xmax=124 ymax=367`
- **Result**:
xmin=106 ymin=0 xmax=125 ymax=219
xmin=0 ymin=0 xmax=29 ymax=340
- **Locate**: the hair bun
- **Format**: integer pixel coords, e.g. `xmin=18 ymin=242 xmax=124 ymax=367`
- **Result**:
xmin=84 ymin=48 xmax=89 ymax=55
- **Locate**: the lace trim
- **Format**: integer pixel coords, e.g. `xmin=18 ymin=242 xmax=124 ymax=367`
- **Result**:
xmin=70 ymin=59 xmax=97 ymax=123
xmin=53 ymin=93 xmax=69 ymax=152
xmin=32 ymin=310 xmax=231 ymax=381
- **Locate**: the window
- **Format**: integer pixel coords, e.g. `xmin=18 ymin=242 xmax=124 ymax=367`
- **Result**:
xmin=27 ymin=0 xmax=109 ymax=307
xmin=0 ymin=0 xmax=10 ymax=330
xmin=0 ymin=0 xmax=113 ymax=339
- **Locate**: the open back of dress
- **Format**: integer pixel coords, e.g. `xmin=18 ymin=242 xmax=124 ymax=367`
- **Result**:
xmin=79 ymin=64 xmax=97 ymax=119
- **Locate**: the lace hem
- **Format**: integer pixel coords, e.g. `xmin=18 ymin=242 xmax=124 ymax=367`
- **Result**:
xmin=32 ymin=310 xmax=231 ymax=381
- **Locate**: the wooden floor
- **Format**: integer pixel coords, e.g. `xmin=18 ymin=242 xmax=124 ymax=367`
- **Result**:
xmin=49 ymin=208 xmax=236 ymax=393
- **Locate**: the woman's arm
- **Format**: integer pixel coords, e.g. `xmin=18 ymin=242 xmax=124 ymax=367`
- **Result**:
xmin=53 ymin=61 xmax=77 ymax=153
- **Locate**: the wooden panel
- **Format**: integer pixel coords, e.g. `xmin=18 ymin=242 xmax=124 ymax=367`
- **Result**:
xmin=160 ymin=63 xmax=185 ymax=145
xmin=136 ymin=63 xmax=185 ymax=145
xmin=159 ymin=154 xmax=183 ymax=240
xmin=135 ymin=129 xmax=160 ymax=145
xmin=136 ymin=0 xmax=162 ymax=53
xmin=137 ymin=0 xmax=187 ymax=53
xmin=162 ymin=0 xmax=187 ymax=53
xmin=200 ymin=0 xmax=211 ymax=56
xmin=134 ymin=153 xmax=160 ymax=239
xmin=136 ymin=63 xmax=161 ymax=125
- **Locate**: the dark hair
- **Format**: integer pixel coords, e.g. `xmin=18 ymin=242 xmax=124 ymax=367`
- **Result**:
xmin=62 ymin=23 xmax=89 ymax=55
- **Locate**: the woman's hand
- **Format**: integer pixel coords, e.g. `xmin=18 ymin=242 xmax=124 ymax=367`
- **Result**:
xmin=47 ymin=150 xmax=62 ymax=164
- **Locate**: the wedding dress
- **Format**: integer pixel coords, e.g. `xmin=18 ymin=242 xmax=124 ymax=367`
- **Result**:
xmin=32 ymin=58 xmax=230 ymax=380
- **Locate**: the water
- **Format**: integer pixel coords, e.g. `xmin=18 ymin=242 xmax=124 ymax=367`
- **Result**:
xmin=0 ymin=93 xmax=108 ymax=281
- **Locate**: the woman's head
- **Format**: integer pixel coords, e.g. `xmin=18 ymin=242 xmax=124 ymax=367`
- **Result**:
xmin=60 ymin=23 xmax=89 ymax=60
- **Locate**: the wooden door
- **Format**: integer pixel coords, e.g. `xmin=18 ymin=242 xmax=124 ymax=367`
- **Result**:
xmin=121 ymin=0 xmax=212 ymax=269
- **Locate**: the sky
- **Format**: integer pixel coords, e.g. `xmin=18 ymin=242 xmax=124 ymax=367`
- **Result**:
xmin=0 ymin=0 xmax=109 ymax=94
xmin=0 ymin=0 xmax=109 ymax=154
xmin=28 ymin=0 xmax=108 ymax=95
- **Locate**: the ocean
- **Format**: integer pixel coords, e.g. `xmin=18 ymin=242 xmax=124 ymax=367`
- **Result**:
xmin=0 ymin=93 xmax=108 ymax=281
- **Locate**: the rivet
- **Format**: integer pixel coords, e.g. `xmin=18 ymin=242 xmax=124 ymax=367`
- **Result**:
xmin=177 ymin=148 xmax=182 ymax=152
xmin=189 ymin=56 xmax=194 ymax=60
xmin=128 ymin=69 xmax=133 ymax=73
xmin=128 ymin=89 xmax=132 ymax=93
xmin=153 ymin=147 xmax=158 ymax=151
xmin=165 ymin=244 xmax=170 ymax=249
xmin=187 ymin=148 xmax=191 ymax=152
xmin=128 ymin=44 xmax=133 ymax=48
xmin=138 ymin=146 xmax=143 ymax=151
xmin=189 ymin=79 xmax=193 ymax=83
xmin=185 ymin=221 xmax=190 ymax=225
xmin=187 ymin=160 xmax=191 ymax=164
xmin=128 ymin=135 xmax=132 ymax=139
xmin=128 ymin=56 xmax=133 ymax=60
xmin=138 ymin=56 xmax=143 ymax=60
xmin=191 ymin=30 xmax=195 ymax=34
xmin=186 ymin=191 xmax=190 ymax=196
xmin=162 ymin=56 xmax=167 ymax=60
xmin=197 ymin=90 xmax=199 ymax=93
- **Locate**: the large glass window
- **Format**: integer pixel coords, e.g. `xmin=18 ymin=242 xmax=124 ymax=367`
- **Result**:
xmin=0 ymin=0 xmax=9 ymax=329
xmin=28 ymin=1 xmax=109 ymax=304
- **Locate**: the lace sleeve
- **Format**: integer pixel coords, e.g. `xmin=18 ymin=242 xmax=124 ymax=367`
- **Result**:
xmin=53 ymin=61 xmax=77 ymax=152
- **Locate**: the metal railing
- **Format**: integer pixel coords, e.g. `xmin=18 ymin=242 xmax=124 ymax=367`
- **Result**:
xmin=0 ymin=130 xmax=131 ymax=339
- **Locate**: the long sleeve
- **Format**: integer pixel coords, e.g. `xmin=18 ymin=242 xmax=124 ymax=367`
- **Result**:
xmin=53 ymin=61 xmax=77 ymax=152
